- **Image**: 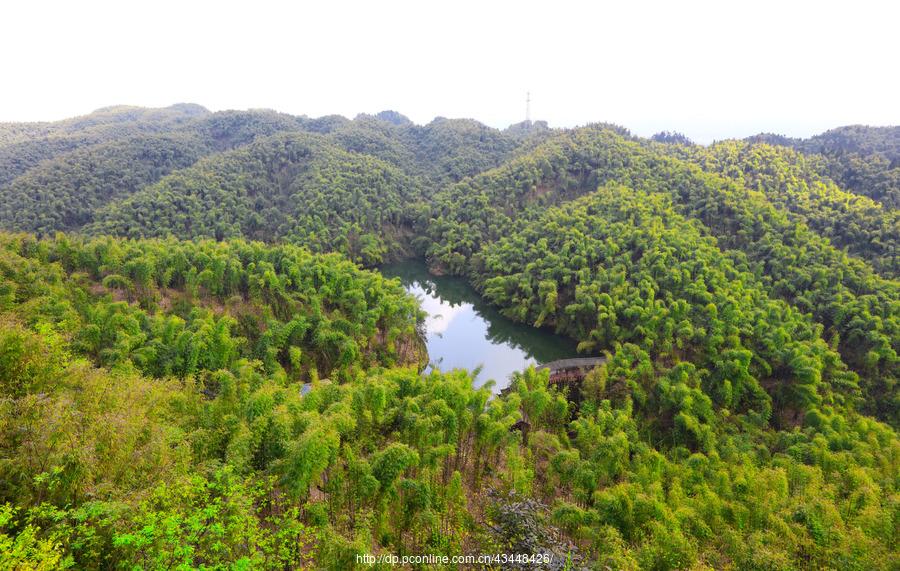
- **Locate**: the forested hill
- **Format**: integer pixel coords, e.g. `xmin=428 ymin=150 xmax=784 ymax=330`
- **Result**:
xmin=0 ymin=106 xmax=550 ymax=262
xmin=0 ymin=104 xmax=210 ymax=186
xmin=85 ymin=133 xmax=426 ymax=266
xmin=0 ymin=107 xmax=898 ymax=570
xmin=747 ymin=125 xmax=900 ymax=207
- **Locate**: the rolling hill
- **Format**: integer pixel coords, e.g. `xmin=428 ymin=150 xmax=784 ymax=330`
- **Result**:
xmin=0 ymin=106 xmax=897 ymax=570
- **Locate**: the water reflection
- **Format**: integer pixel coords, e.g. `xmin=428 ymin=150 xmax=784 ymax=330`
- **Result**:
xmin=380 ymin=260 xmax=577 ymax=391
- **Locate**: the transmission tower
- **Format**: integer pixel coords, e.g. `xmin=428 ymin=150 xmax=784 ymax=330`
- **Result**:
xmin=526 ymin=91 xmax=531 ymax=122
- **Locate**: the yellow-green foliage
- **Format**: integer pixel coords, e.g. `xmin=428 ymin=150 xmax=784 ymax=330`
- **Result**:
xmin=0 ymin=111 xmax=897 ymax=569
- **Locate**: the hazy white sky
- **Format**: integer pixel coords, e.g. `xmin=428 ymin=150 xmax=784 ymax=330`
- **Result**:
xmin=2 ymin=0 xmax=898 ymax=142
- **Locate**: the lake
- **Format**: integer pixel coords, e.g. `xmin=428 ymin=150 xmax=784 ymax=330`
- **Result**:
xmin=380 ymin=260 xmax=578 ymax=392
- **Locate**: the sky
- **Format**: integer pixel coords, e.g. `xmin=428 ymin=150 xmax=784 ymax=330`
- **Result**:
xmin=2 ymin=0 xmax=898 ymax=142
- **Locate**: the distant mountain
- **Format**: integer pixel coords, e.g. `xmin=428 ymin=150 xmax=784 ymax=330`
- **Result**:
xmin=374 ymin=109 xmax=413 ymax=126
xmin=0 ymin=104 xmax=211 ymax=186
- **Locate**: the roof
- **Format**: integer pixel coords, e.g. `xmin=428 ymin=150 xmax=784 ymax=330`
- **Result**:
xmin=536 ymin=357 xmax=606 ymax=372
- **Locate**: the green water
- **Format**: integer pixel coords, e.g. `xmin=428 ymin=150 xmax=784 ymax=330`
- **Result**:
xmin=380 ymin=260 xmax=578 ymax=391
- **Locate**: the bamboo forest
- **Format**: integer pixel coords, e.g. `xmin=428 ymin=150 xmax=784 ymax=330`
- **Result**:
xmin=0 ymin=105 xmax=897 ymax=570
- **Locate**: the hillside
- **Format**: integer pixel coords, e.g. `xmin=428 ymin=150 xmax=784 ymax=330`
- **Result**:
xmin=0 ymin=133 xmax=212 ymax=234
xmin=0 ymin=104 xmax=210 ymax=186
xmin=653 ymin=139 xmax=899 ymax=277
xmin=424 ymin=126 xmax=898 ymax=424
xmin=84 ymin=132 xmax=425 ymax=265
xmin=748 ymin=126 xmax=900 ymax=208
xmin=0 ymin=107 xmax=897 ymax=570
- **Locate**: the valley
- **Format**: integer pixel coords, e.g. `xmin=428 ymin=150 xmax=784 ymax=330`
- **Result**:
xmin=0 ymin=105 xmax=896 ymax=570
xmin=381 ymin=259 xmax=577 ymax=390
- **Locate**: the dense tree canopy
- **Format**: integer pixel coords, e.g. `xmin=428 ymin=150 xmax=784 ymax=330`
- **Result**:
xmin=477 ymin=186 xmax=858 ymax=426
xmin=0 ymin=134 xmax=211 ymax=234
xmin=85 ymin=133 xmax=426 ymax=265
xmin=656 ymin=140 xmax=899 ymax=277
xmin=0 ymin=107 xmax=896 ymax=569
xmin=0 ymin=104 xmax=209 ymax=186
xmin=424 ymin=126 xmax=898 ymax=424
xmin=748 ymin=126 xmax=900 ymax=208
